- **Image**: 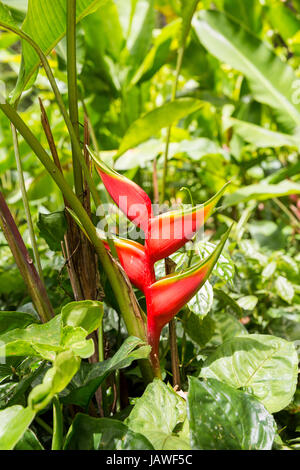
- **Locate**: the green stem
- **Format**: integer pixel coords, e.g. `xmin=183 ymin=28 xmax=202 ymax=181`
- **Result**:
xmin=0 ymin=103 xmax=153 ymax=382
xmin=0 ymin=20 xmax=100 ymax=208
xmin=51 ymin=395 xmax=63 ymax=450
xmin=161 ymin=46 xmax=184 ymax=203
xmin=11 ymin=124 xmax=44 ymax=281
xmin=67 ymin=0 xmax=83 ymax=200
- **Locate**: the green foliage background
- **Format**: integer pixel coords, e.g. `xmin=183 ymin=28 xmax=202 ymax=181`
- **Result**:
xmin=0 ymin=0 xmax=299 ymax=451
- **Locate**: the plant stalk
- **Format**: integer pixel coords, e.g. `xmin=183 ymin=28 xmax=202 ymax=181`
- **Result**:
xmin=0 ymin=191 xmax=54 ymax=322
xmin=160 ymin=46 xmax=184 ymax=203
xmin=11 ymin=123 xmax=44 ymax=281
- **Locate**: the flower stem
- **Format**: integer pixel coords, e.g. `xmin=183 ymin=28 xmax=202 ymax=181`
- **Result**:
xmin=160 ymin=46 xmax=184 ymax=203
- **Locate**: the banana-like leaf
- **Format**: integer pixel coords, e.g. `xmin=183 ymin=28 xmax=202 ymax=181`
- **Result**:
xmin=228 ymin=117 xmax=299 ymax=149
xmin=193 ymin=10 xmax=300 ymax=131
xmin=6 ymin=0 xmax=110 ymax=101
xmin=117 ymin=98 xmax=203 ymax=156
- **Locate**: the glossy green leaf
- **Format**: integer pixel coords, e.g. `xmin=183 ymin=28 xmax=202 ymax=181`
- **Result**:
xmin=61 ymin=300 xmax=104 ymax=335
xmin=0 ymin=405 xmax=35 ymax=450
xmin=10 ymin=0 xmax=111 ymax=101
xmin=117 ymin=98 xmax=203 ymax=156
xmin=196 ymin=240 xmax=234 ymax=281
xmin=184 ymin=312 xmax=215 ymax=348
xmin=224 ymin=181 xmax=300 ymax=207
xmin=187 ymin=281 xmax=213 ymax=318
xmin=64 ymin=414 xmax=154 ymax=450
xmin=193 ymin=10 xmax=300 ymax=130
xmin=28 ymin=350 xmax=80 ymax=411
xmin=130 ymin=19 xmax=181 ymax=86
xmin=125 ymin=0 xmax=154 ymax=66
xmin=0 ymin=311 xmax=39 ymax=334
xmin=14 ymin=429 xmax=44 ymax=450
xmin=37 ymin=211 xmax=67 ymax=252
xmin=275 ymin=276 xmax=295 ymax=304
xmin=126 ymin=379 xmax=190 ymax=450
xmin=201 ymin=334 xmax=298 ymax=413
xmin=0 ymin=359 xmax=46 ymax=410
xmin=228 ymin=118 xmax=299 ymax=149
xmin=237 ymin=295 xmax=258 ymax=311
xmin=0 ymin=301 xmax=102 ymax=360
xmin=210 ymin=310 xmax=247 ymax=346
xmin=187 ymin=377 xmax=276 ymax=450
xmin=62 ymin=336 xmax=151 ymax=409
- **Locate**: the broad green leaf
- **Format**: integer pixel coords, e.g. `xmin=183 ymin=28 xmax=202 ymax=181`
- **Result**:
xmin=187 ymin=281 xmax=213 ymax=318
xmin=130 ymin=19 xmax=181 ymax=86
xmin=125 ymin=0 xmax=154 ymax=66
xmin=28 ymin=350 xmax=80 ymax=411
xmin=237 ymin=295 xmax=258 ymax=311
xmin=117 ymin=98 xmax=203 ymax=156
xmin=0 ymin=405 xmax=35 ymax=450
xmin=224 ymin=181 xmax=300 ymax=207
xmin=193 ymin=10 xmax=300 ymax=130
xmin=201 ymin=334 xmax=298 ymax=413
xmin=61 ymin=300 xmax=104 ymax=335
xmin=9 ymin=0 xmax=111 ymax=101
xmin=187 ymin=377 xmax=276 ymax=450
xmin=228 ymin=118 xmax=299 ymax=149
xmin=126 ymin=379 xmax=190 ymax=450
xmin=37 ymin=211 xmax=67 ymax=252
xmin=184 ymin=312 xmax=215 ymax=348
xmin=275 ymin=276 xmax=295 ymax=304
xmin=0 ymin=1 xmax=17 ymax=26
xmin=14 ymin=429 xmax=44 ymax=450
xmin=0 ymin=301 xmax=102 ymax=360
xmin=210 ymin=311 xmax=247 ymax=346
xmin=0 ymin=311 xmax=39 ymax=334
xmin=223 ymin=0 xmax=262 ymax=33
xmin=262 ymin=261 xmax=277 ymax=280
xmin=64 ymin=414 xmax=153 ymax=450
xmin=214 ymin=290 xmax=243 ymax=318
xmin=0 ymin=359 xmax=46 ymax=410
xmin=62 ymin=336 xmax=151 ymax=409
xmin=0 ymin=314 xmax=62 ymax=358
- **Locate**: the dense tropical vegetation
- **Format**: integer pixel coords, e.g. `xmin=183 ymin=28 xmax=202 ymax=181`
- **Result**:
xmin=0 ymin=0 xmax=299 ymax=451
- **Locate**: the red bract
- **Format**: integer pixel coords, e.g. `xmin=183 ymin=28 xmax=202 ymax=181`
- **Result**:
xmin=95 ymin=160 xmax=153 ymax=233
xmin=89 ymin=148 xmax=231 ymax=374
xmin=102 ymin=236 xmax=155 ymax=293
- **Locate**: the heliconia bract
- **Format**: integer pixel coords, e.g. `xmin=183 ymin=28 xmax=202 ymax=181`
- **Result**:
xmin=88 ymin=148 xmax=231 ymax=374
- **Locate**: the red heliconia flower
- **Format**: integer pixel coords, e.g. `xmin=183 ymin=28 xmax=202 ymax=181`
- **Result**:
xmin=88 ymin=148 xmax=231 ymax=374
